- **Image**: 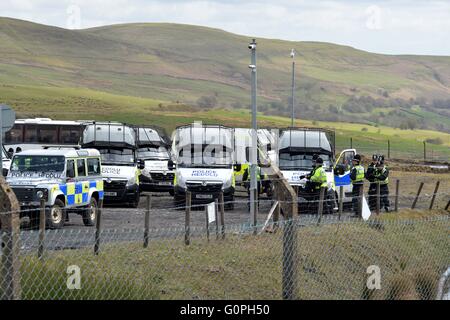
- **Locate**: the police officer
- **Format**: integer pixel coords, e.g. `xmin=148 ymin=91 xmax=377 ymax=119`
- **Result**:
xmin=301 ymin=156 xmax=328 ymax=214
xmin=243 ymin=165 xmax=266 ymax=211
xmin=365 ymin=155 xmax=378 ymax=211
xmin=374 ymin=158 xmax=390 ymax=212
xmin=350 ymin=154 xmax=365 ymax=217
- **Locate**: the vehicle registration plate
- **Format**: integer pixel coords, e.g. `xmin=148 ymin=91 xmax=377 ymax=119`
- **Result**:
xmin=158 ymin=181 xmax=172 ymax=185
xmin=196 ymin=194 xmax=213 ymax=199
xmin=104 ymin=192 xmax=117 ymax=197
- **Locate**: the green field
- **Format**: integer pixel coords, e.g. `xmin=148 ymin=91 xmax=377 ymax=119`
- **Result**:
xmin=16 ymin=212 xmax=450 ymax=300
xmin=3 ymin=83 xmax=449 ymax=160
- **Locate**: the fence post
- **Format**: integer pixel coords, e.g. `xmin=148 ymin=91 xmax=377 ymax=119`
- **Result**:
xmin=429 ymin=181 xmax=440 ymax=210
xmin=423 ymin=141 xmax=426 ymax=161
xmin=0 ymin=176 xmax=21 ymax=300
xmin=252 ymin=188 xmax=258 ymax=235
xmin=205 ymin=204 xmax=210 ymax=242
xmin=219 ymin=191 xmax=225 ymax=240
xmin=317 ymin=187 xmax=325 ymax=225
xmin=358 ymin=184 xmax=364 ymax=218
xmin=338 ymin=186 xmax=344 ymax=220
xmin=376 ymin=182 xmax=380 ymax=215
xmin=214 ymin=199 xmax=219 ymax=240
xmin=387 ymin=140 xmax=390 ymax=159
xmin=411 ymin=182 xmax=424 ymax=210
xmin=273 ymin=189 xmax=280 ymax=232
xmin=143 ymin=194 xmax=151 ymax=248
xmin=185 ymin=191 xmax=191 ymax=246
xmin=394 ymin=179 xmax=400 ymax=212
xmin=350 ymin=137 xmax=353 ymax=149
xmin=265 ymin=165 xmax=298 ymax=300
xmin=94 ymin=198 xmax=103 ymax=255
xmin=38 ymin=198 xmax=46 ymax=259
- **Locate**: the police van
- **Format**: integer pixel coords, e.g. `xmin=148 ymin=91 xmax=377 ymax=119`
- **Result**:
xmin=277 ymin=127 xmax=356 ymax=213
xmin=135 ymin=126 xmax=175 ymax=195
xmin=82 ymin=122 xmax=144 ymax=207
xmin=172 ymin=124 xmax=235 ymax=209
xmin=7 ymin=148 xmax=104 ymax=229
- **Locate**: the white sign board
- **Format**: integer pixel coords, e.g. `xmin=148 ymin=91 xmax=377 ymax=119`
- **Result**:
xmin=362 ymin=196 xmax=371 ymax=221
xmin=207 ymin=202 xmax=216 ymax=223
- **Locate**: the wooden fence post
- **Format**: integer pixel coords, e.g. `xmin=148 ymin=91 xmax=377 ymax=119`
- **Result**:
xmin=411 ymin=182 xmax=424 ymax=210
xmin=94 ymin=199 xmax=103 ymax=255
xmin=265 ymin=165 xmax=298 ymax=300
xmin=214 ymin=199 xmax=219 ymax=240
xmin=358 ymin=184 xmax=364 ymax=218
xmin=376 ymin=182 xmax=381 ymax=215
xmin=394 ymin=179 xmax=400 ymax=212
xmin=317 ymin=187 xmax=325 ymax=225
xmin=38 ymin=198 xmax=46 ymax=259
xmin=205 ymin=204 xmax=210 ymax=242
xmin=387 ymin=140 xmax=390 ymax=159
xmin=143 ymin=194 xmax=151 ymax=248
xmin=0 ymin=176 xmax=21 ymax=300
xmin=185 ymin=191 xmax=191 ymax=246
xmin=219 ymin=191 xmax=225 ymax=240
xmin=429 ymin=181 xmax=440 ymax=210
xmin=423 ymin=141 xmax=426 ymax=161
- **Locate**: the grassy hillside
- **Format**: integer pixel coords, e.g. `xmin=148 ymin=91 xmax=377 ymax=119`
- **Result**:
xmin=0 ymin=17 xmax=449 ymax=131
xmin=0 ymin=17 xmax=449 ymax=159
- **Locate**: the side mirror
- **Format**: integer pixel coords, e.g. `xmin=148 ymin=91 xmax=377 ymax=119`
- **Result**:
xmin=168 ymin=160 xmax=175 ymax=171
xmin=137 ymin=159 xmax=145 ymax=170
xmin=234 ymin=164 xmax=242 ymax=172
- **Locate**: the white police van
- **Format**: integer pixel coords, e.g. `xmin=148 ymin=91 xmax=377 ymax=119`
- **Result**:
xmin=172 ymin=124 xmax=235 ymax=209
xmin=277 ymin=128 xmax=356 ymax=213
xmin=136 ymin=126 xmax=175 ymax=195
xmin=7 ymin=148 xmax=104 ymax=229
xmin=82 ymin=122 xmax=144 ymax=208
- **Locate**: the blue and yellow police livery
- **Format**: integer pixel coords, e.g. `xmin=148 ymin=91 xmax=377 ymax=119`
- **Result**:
xmin=7 ymin=148 xmax=103 ymax=229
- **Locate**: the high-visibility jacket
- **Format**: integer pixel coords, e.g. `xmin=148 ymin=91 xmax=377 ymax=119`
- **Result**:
xmin=375 ymin=166 xmax=389 ymax=185
xmin=310 ymin=165 xmax=327 ymax=189
xmin=243 ymin=166 xmax=266 ymax=182
xmin=350 ymin=165 xmax=365 ymax=184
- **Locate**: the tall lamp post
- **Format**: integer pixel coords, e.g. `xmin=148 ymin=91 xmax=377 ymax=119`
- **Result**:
xmin=290 ymin=49 xmax=296 ymax=127
xmin=248 ymin=39 xmax=258 ymax=232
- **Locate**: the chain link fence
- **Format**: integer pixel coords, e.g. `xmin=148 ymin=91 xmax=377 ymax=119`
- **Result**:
xmin=1 ymin=211 xmax=449 ymax=300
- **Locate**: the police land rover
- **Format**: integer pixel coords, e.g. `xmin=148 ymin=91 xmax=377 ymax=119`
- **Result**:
xmin=7 ymin=148 xmax=103 ymax=229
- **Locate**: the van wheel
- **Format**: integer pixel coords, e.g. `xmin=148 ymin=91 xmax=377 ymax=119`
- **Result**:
xmin=46 ymin=199 xmax=65 ymax=229
xmin=83 ymin=197 xmax=98 ymax=226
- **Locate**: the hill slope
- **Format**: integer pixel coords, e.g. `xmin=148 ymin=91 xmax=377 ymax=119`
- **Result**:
xmin=0 ymin=17 xmax=449 ymax=132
